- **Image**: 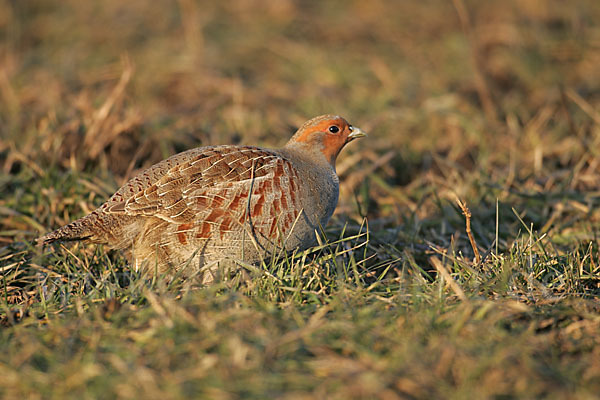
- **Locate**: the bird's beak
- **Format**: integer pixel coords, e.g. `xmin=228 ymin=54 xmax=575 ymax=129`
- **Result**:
xmin=347 ymin=126 xmax=367 ymax=141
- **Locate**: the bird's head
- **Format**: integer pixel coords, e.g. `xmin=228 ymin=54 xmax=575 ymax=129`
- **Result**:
xmin=286 ymin=115 xmax=367 ymax=166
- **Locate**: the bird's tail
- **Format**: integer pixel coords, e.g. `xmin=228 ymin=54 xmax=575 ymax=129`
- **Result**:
xmin=37 ymin=211 xmax=103 ymax=246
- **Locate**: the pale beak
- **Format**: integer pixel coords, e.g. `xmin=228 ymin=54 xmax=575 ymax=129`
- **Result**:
xmin=347 ymin=126 xmax=367 ymax=141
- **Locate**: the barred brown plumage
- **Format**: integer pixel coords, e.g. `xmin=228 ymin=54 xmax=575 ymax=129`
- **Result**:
xmin=38 ymin=115 xmax=367 ymax=283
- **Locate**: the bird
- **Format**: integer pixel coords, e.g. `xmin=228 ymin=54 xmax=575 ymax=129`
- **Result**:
xmin=38 ymin=115 xmax=367 ymax=283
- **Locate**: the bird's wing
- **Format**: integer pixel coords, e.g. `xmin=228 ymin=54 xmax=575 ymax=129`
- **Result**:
xmin=104 ymin=146 xmax=303 ymax=238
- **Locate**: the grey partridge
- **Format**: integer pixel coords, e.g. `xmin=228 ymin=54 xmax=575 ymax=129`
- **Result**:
xmin=38 ymin=115 xmax=366 ymax=282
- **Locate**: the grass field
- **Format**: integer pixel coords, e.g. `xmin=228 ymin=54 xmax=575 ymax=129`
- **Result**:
xmin=2 ymin=0 xmax=600 ymax=398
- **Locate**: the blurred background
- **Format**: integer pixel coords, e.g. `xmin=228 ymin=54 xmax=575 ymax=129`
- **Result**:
xmin=2 ymin=3 xmax=600 ymax=397
xmin=2 ymin=0 xmax=600 ymax=250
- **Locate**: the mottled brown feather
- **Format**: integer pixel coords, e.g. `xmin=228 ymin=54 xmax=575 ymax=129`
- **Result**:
xmin=37 ymin=115 xmax=366 ymax=284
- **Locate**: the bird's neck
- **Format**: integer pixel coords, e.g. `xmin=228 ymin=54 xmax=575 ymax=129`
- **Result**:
xmin=283 ymin=141 xmax=337 ymax=171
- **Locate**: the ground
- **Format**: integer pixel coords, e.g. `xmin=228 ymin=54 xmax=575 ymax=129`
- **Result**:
xmin=1 ymin=0 xmax=600 ymax=398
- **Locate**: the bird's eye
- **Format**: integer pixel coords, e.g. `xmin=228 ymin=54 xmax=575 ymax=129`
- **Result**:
xmin=328 ymin=125 xmax=340 ymax=133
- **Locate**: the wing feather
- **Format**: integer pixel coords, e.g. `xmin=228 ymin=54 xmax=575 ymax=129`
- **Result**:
xmin=105 ymin=146 xmax=301 ymax=234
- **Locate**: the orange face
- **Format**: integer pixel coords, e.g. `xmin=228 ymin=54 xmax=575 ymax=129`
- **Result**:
xmin=290 ymin=115 xmax=366 ymax=165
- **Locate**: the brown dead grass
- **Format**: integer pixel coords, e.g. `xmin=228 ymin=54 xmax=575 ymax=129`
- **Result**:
xmin=1 ymin=0 xmax=600 ymax=398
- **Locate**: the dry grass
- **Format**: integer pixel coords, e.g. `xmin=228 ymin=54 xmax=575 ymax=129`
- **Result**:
xmin=1 ymin=0 xmax=600 ymax=398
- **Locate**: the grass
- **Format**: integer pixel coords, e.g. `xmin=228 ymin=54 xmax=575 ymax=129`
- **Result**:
xmin=1 ymin=0 xmax=600 ymax=398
